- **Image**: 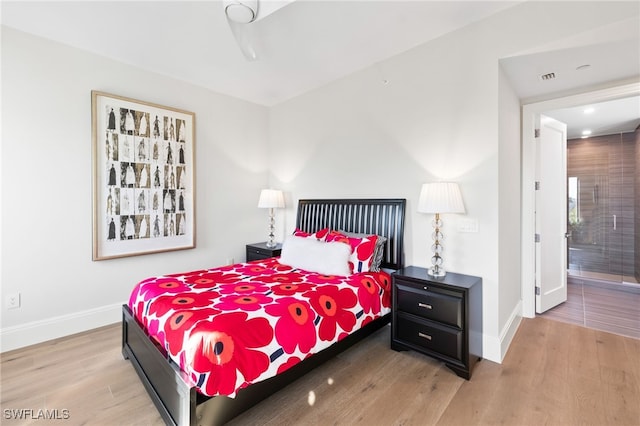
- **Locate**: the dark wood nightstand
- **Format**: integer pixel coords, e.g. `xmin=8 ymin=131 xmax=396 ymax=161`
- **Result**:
xmin=246 ymin=242 xmax=282 ymax=262
xmin=391 ymin=266 xmax=482 ymax=379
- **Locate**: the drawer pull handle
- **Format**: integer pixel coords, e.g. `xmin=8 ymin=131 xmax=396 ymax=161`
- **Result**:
xmin=418 ymin=332 xmax=432 ymax=341
xmin=418 ymin=302 xmax=433 ymax=310
xmin=423 ymin=286 xmax=429 ymax=290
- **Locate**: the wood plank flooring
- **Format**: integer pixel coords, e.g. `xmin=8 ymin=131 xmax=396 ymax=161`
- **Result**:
xmin=542 ymin=278 xmax=640 ymax=339
xmin=1 ymin=317 xmax=639 ymax=425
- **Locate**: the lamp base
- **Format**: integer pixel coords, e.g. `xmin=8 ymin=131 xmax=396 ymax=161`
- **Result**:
xmin=265 ymin=208 xmax=276 ymax=248
xmin=428 ymin=212 xmax=446 ymax=277
xmin=427 ymin=266 xmax=446 ymax=277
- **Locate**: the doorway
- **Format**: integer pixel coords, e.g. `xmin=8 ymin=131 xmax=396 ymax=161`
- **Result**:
xmin=521 ymin=82 xmax=640 ymax=318
xmin=540 ymin=121 xmax=640 ymax=339
xmin=563 ymin=132 xmax=638 ymax=287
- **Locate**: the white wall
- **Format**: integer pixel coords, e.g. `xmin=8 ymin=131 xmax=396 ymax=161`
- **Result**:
xmin=498 ymin=64 xmax=523 ymax=357
xmin=268 ymin=1 xmax=637 ymax=362
xmin=0 ymin=27 xmax=270 ymax=351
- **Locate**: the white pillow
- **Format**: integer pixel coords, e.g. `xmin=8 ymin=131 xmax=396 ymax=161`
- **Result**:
xmin=279 ymin=235 xmax=352 ymax=276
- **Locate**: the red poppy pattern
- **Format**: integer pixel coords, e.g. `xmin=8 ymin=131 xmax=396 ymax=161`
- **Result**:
xmin=129 ymin=257 xmax=390 ymax=397
xmin=293 ymin=227 xmax=330 ymax=241
xmin=325 ymin=231 xmax=379 ymax=273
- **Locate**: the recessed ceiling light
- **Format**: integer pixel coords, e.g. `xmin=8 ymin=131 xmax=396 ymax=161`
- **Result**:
xmin=583 ymin=107 xmax=595 ymax=114
xmin=582 ymin=129 xmax=592 ymax=136
xmin=576 ymin=64 xmax=591 ymax=71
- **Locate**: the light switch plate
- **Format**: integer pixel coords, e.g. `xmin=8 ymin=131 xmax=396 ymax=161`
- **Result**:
xmin=458 ymin=218 xmax=479 ymax=233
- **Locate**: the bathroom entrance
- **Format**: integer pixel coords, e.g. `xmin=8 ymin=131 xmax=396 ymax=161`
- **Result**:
xmin=565 ymin=130 xmax=638 ymax=286
xmin=521 ymin=84 xmax=640 ymax=319
xmin=540 ymin=102 xmax=639 ymax=339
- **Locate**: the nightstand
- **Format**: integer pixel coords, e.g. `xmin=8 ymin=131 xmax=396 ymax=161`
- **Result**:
xmin=391 ymin=266 xmax=482 ymax=379
xmin=246 ymin=242 xmax=282 ymax=262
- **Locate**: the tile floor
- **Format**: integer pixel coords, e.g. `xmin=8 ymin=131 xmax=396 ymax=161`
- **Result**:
xmin=542 ymin=276 xmax=640 ymax=339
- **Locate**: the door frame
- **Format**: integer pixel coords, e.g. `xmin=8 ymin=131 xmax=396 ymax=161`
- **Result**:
xmin=521 ymin=81 xmax=640 ymax=318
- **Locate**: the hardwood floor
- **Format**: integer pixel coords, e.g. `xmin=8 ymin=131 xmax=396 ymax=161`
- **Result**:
xmin=1 ymin=317 xmax=639 ymax=425
xmin=542 ymin=277 xmax=640 ymax=339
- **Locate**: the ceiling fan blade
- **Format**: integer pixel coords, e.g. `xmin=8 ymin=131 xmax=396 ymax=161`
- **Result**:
xmin=226 ymin=16 xmax=258 ymax=61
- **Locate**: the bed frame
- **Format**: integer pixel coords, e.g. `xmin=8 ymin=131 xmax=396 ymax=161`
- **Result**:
xmin=122 ymin=198 xmax=406 ymax=425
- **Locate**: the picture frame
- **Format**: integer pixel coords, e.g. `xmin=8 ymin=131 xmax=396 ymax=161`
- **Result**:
xmin=91 ymin=91 xmax=195 ymax=260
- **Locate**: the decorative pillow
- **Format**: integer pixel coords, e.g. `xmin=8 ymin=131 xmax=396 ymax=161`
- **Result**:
xmin=292 ymin=227 xmax=330 ymax=241
xmin=279 ymin=235 xmax=351 ymax=276
xmin=326 ymin=231 xmax=379 ymax=273
xmin=339 ymin=230 xmax=387 ymax=272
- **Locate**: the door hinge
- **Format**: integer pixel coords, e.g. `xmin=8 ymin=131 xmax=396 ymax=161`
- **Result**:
xmin=535 ymin=233 xmax=541 ymax=243
xmin=534 ymin=129 xmax=540 ymax=138
xmin=535 ymin=181 xmax=540 ymax=190
xmin=535 ymin=286 xmax=541 ymax=296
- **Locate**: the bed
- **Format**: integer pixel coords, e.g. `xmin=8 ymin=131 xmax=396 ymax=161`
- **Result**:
xmin=122 ymin=198 xmax=406 ymax=425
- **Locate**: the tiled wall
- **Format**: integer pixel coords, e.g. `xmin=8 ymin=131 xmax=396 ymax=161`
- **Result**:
xmin=636 ymin=127 xmax=640 ymax=282
xmin=567 ymin=132 xmax=636 ymax=278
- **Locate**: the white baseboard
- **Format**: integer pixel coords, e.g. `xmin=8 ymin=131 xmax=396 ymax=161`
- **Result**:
xmin=499 ymin=301 xmax=523 ymax=362
xmin=0 ymin=303 xmax=122 ymax=353
xmin=482 ymin=334 xmax=501 ymax=363
xmin=481 ymin=301 xmax=523 ymax=364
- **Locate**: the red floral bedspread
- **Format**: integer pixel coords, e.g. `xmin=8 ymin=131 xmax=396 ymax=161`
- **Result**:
xmin=128 ymin=257 xmax=391 ymax=397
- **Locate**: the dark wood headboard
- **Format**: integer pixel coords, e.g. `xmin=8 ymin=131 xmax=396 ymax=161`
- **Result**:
xmin=295 ymin=198 xmax=406 ymax=271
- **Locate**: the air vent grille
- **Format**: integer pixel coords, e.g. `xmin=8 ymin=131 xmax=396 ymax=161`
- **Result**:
xmin=540 ymin=72 xmax=556 ymax=81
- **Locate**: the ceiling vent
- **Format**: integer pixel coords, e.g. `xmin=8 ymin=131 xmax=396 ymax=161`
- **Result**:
xmin=540 ymin=72 xmax=556 ymax=81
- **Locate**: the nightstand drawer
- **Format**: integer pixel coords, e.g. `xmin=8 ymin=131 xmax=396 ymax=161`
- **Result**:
xmin=395 ymin=283 xmax=462 ymax=328
xmin=247 ymin=247 xmax=274 ymax=257
xmin=396 ymin=314 xmax=463 ymax=362
xmin=246 ymin=243 xmax=282 ymax=262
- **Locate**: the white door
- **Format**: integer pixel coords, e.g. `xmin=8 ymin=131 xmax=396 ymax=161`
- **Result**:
xmin=535 ymin=115 xmax=568 ymax=313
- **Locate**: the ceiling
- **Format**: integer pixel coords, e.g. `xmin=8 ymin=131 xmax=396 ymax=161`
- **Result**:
xmin=1 ymin=0 xmax=519 ymax=106
xmin=545 ymin=96 xmax=640 ymax=140
xmin=2 ymin=1 xmax=639 ymax=136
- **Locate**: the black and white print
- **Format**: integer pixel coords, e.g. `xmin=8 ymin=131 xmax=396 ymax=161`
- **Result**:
xmin=92 ymin=91 xmax=195 ymax=260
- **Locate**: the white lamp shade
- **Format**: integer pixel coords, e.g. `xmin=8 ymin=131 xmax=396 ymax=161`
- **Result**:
xmin=418 ymin=182 xmax=465 ymax=214
xmin=257 ymin=189 xmax=285 ymax=209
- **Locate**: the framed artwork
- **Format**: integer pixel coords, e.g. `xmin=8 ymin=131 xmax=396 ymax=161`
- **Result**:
xmin=91 ymin=91 xmax=196 ymax=260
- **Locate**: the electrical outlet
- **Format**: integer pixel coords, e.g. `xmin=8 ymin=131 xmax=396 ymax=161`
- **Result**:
xmin=226 ymin=258 xmax=235 ymax=265
xmin=5 ymin=292 xmax=21 ymax=309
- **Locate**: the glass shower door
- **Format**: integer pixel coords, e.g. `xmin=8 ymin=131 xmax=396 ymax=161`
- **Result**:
xmin=617 ymin=132 xmax=637 ymax=284
xmin=567 ymin=135 xmax=624 ymax=283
